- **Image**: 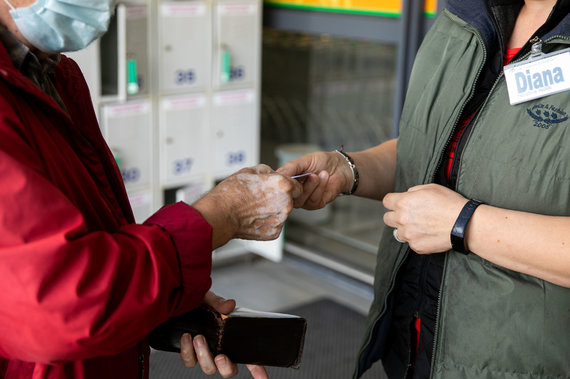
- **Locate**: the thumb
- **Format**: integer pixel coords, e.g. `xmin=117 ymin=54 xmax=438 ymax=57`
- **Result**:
xmin=203 ymin=291 xmax=236 ymax=315
xmin=291 ymin=179 xmax=303 ymax=199
xmin=278 ymin=159 xmax=308 ymax=177
xmin=276 ymin=165 xmax=291 ymax=176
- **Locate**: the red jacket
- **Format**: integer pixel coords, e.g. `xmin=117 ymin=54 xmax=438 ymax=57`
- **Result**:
xmin=0 ymin=42 xmax=213 ymax=378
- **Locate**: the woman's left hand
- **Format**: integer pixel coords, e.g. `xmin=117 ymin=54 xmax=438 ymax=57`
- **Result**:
xmin=383 ymin=184 xmax=468 ymax=254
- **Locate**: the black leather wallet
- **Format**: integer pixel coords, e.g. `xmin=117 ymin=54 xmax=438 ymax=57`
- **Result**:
xmin=149 ymin=304 xmax=307 ymax=368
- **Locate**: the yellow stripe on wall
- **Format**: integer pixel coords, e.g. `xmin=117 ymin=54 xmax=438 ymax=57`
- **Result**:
xmin=265 ymin=0 xmax=438 ymax=17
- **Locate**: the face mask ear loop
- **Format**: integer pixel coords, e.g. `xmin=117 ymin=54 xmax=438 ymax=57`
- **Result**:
xmin=3 ymin=0 xmax=15 ymax=11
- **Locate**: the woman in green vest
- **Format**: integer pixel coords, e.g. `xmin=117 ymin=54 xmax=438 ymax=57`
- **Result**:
xmin=280 ymin=0 xmax=570 ymax=378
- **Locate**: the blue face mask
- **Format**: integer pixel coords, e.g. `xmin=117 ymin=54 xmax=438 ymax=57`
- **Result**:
xmin=3 ymin=0 xmax=115 ymax=53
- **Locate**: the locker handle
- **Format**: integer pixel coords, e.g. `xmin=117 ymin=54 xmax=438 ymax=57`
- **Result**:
xmin=221 ymin=47 xmax=231 ymax=83
xmin=127 ymin=58 xmax=140 ymax=95
xmin=111 ymin=148 xmax=121 ymax=169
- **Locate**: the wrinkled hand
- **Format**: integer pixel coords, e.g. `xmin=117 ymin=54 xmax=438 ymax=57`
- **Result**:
xmin=180 ymin=292 xmax=268 ymax=379
xmin=194 ymin=164 xmax=302 ymax=246
xmin=218 ymin=164 xmax=302 ymax=240
xmin=277 ymin=151 xmax=352 ymax=210
xmin=383 ymin=184 xmax=468 ymax=254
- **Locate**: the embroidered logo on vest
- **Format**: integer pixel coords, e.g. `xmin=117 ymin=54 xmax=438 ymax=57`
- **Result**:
xmin=526 ymin=104 xmax=569 ymax=130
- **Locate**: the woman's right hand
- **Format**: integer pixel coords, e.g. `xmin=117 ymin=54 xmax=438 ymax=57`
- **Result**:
xmin=277 ymin=151 xmax=353 ymax=210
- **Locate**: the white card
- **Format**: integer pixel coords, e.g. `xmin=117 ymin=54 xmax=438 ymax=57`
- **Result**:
xmin=504 ymin=50 xmax=570 ymax=105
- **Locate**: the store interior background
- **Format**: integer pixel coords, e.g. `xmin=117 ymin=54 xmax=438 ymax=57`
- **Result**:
xmin=68 ymin=0 xmax=444 ymax=377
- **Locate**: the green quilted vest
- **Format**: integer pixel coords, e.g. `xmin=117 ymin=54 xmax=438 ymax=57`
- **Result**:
xmin=356 ymin=10 xmax=570 ymax=379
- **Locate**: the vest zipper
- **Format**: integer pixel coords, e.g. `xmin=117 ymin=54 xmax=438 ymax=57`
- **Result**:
xmin=429 ymin=35 xmax=488 ymax=185
xmin=403 ymin=256 xmax=431 ymax=379
xmin=447 ymin=106 xmax=481 ymax=189
xmin=427 ymin=25 xmax=488 ymax=378
xmin=356 ymin=246 xmax=410 ymax=377
xmin=429 ymin=70 xmax=505 ymax=379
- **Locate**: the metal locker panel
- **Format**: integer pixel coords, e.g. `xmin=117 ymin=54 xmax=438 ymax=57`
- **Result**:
xmin=125 ymin=5 xmax=149 ymax=96
xmin=211 ymin=89 xmax=258 ymax=178
xmin=158 ymin=1 xmax=212 ymax=94
xmin=242 ymin=235 xmax=284 ymax=262
xmin=159 ymin=94 xmax=210 ymax=187
xmin=213 ymin=0 xmax=260 ymax=89
xmin=101 ymin=100 xmax=153 ymax=191
xmin=128 ymin=189 xmax=153 ymax=223
xmin=215 ymin=236 xmax=284 ymax=262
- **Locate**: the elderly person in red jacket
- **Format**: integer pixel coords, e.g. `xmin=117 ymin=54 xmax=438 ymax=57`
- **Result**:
xmin=0 ymin=0 xmax=299 ymax=378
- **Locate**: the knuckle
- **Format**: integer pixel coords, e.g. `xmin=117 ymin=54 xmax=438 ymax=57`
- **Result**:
xmin=203 ymin=366 xmax=217 ymax=375
xmin=395 ymin=197 xmax=407 ymax=209
xmin=222 ymin=368 xmax=239 ymax=378
xmin=184 ymin=360 xmax=196 ymax=368
xmin=397 ymin=214 xmax=409 ymax=226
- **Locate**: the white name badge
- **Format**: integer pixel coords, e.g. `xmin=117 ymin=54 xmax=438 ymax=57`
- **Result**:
xmin=504 ymin=49 xmax=570 ymax=105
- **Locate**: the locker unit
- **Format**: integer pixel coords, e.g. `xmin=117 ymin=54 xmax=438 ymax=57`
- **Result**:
xmin=125 ymin=5 xmax=150 ymax=96
xmin=100 ymin=100 xmax=154 ymax=192
xmin=158 ymin=1 xmax=212 ymax=94
xmin=99 ymin=3 xmax=151 ymax=100
xmin=159 ymin=94 xmax=210 ymax=187
xmin=211 ymin=89 xmax=258 ymax=178
xmin=213 ymin=1 xmax=260 ymax=89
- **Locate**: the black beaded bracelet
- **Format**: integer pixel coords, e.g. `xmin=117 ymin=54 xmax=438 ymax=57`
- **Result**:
xmin=335 ymin=146 xmax=359 ymax=195
xmin=450 ymin=199 xmax=484 ymax=254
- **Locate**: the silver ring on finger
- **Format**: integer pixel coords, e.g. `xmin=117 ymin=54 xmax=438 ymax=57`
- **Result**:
xmin=393 ymin=228 xmax=405 ymax=243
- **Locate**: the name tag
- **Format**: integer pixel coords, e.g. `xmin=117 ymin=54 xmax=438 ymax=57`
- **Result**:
xmin=504 ymin=49 xmax=570 ymax=105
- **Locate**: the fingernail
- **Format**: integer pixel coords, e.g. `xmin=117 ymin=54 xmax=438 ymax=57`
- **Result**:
xmin=181 ymin=333 xmax=191 ymax=346
xmin=195 ymin=335 xmax=206 ymax=348
xmin=215 ymin=355 xmax=228 ymax=369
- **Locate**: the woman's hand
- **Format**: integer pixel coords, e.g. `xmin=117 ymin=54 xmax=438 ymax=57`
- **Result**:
xmin=277 ymin=151 xmax=353 ymax=210
xmin=179 ymin=292 xmax=268 ymax=379
xmin=383 ymin=184 xmax=468 ymax=254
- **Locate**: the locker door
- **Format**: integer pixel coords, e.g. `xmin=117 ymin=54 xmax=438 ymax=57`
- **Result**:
xmin=159 ymin=94 xmax=210 ymax=187
xmin=101 ymin=100 xmax=153 ymax=191
xmin=158 ymin=1 xmax=212 ymax=94
xmin=213 ymin=0 xmax=260 ymax=89
xmin=211 ymin=89 xmax=258 ymax=178
xmin=125 ymin=5 xmax=150 ymax=96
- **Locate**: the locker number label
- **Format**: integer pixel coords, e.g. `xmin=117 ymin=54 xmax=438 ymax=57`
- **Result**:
xmin=173 ymin=158 xmax=194 ymax=175
xmin=122 ymin=167 xmax=141 ymax=184
xmin=228 ymin=151 xmax=246 ymax=165
xmin=231 ymin=66 xmax=245 ymax=80
xmin=175 ymin=69 xmax=195 ymax=85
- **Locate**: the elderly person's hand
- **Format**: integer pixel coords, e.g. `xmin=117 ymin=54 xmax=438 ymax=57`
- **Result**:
xmin=179 ymin=292 xmax=268 ymax=379
xmin=193 ymin=164 xmax=302 ymax=248
xmin=383 ymin=184 xmax=468 ymax=254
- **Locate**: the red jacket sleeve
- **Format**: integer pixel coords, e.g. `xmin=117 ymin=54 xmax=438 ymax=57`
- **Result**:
xmin=0 ymin=115 xmax=213 ymax=364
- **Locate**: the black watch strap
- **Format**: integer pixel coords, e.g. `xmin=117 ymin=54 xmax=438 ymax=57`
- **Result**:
xmin=450 ymin=199 xmax=484 ymax=254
